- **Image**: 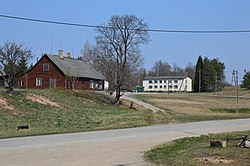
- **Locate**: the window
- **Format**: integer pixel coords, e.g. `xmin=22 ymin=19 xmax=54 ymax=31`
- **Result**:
xmin=36 ymin=78 xmax=42 ymax=86
xmin=90 ymin=80 xmax=94 ymax=89
xmin=164 ymin=85 xmax=167 ymax=89
xmin=174 ymin=85 xmax=178 ymax=89
xmin=20 ymin=81 xmax=24 ymax=87
xmin=159 ymin=80 xmax=162 ymax=84
xmin=154 ymin=80 xmax=158 ymax=84
xmin=154 ymin=85 xmax=158 ymax=89
xmin=164 ymin=80 xmax=167 ymax=83
xmin=169 ymin=85 xmax=173 ymax=89
xmin=43 ymin=63 xmax=49 ymax=72
xmin=174 ymin=80 xmax=178 ymax=83
xmin=149 ymin=80 xmax=153 ymax=84
xmin=99 ymin=81 xmax=103 ymax=89
xmin=149 ymin=85 xmax=153 ymax=89
xmin=160 ymin=86 xmax=162 ymax=89
xmin=95 ymin=82 xmax=99 ymax=89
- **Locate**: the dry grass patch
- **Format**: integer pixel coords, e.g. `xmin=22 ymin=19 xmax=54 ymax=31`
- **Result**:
xmin=195 ymin=156 xmax=235 ymax=164
xmin=0 ymin=96 xmax=15 ymax=110
xmin=26 ymin=94 xmax=60 ymax=107
xmin=133 ymin=91 xmax=250 ymax=122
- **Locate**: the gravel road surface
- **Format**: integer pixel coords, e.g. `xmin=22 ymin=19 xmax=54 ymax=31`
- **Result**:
xmin=1 ymin=118 xmax=250 ymax=166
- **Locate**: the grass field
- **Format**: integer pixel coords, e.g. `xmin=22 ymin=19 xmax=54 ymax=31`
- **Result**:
xmin=0 ymin=89 xmax=157 ymax=138
xmin=132 ymin=89 xmax=250 ymax=123
xmin=145 ymin=130 xmax=250 ymax=166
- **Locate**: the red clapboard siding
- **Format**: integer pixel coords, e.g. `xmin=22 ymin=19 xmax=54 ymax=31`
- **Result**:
xmin=21 ymin=56 xmax=65 ymax=89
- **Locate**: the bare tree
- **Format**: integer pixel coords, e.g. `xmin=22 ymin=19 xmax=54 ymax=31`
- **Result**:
xmin=148 ymin=60 xmax=170 ymax=77
xmin=185 ymin=62 xmax=195 ymax=80
xmin=0 ymin=41 xmax=33 ymax=93
xmin=171 ymin=63 xmax=185 ymax=76
xmin=81 ymin=40 xmax=95 ymax=62
xmin=93 ymin=15 xmax=150 ymax=104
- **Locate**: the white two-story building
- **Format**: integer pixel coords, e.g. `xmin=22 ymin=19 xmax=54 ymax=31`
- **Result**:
xmin=143 ymin=76 xmax=192 ymax=92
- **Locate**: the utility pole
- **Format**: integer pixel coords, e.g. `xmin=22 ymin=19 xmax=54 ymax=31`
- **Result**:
xmin=218 ymin=72 xmax=222 ymax=92
xmin=167 ymin=79 xmax=170 ymax=95
xmin=199 ymin=68 xmax=201 ymax=94
xmin=51 ymin=35 xmax=53 ymax=55
xmin=236 ymin=70 xmax=239 ymax=102
xmin=215 ymin=72 xmax=217 ymax=92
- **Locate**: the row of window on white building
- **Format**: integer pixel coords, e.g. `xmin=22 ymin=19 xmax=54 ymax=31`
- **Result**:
xmin=149 ymin=79 xmax=179 ymax=84
xmin=148 ymin=85 xmax=179 ymax=89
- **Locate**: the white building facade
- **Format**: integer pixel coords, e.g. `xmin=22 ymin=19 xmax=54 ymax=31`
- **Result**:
xmin=143 ymin=76 xmax=192 ymax=92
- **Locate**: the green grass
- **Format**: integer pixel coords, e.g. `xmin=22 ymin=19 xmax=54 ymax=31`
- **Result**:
xmin=145 ymin=131 xmax=250 ymax=166
xmin=212 ymin=108 xmax=250 ymax=114
xmin=0 ymin=89 xmax=155 ymax=138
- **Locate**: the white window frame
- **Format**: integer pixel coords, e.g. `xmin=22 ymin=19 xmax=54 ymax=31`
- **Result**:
xmin=36 ymin=78 xmax=42 ymax=86
xmin=20 ymin=81 xmax=24 ymax=87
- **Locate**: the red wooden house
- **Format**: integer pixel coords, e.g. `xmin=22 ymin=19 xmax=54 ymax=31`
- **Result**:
xmin=18 ymin=51 xmax=106 ymax=90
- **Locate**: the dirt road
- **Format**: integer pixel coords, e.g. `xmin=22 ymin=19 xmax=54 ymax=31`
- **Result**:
xmin=1 ymin=118 xmax=250 ymax=166
xmin=121 ymin=93 xmax=166 ymax=113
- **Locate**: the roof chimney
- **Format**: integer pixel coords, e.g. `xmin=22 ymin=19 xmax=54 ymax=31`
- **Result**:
xmin=67 ymin=52 xmax=71 ymax=59
xmin=58 ymin=50 xmax=64 ymax=59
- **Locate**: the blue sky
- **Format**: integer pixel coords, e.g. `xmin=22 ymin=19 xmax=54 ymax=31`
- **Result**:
xmin=1 ymin=0 xmax=250 ymax=82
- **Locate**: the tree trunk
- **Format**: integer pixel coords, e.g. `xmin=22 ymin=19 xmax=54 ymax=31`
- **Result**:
xmin=3 ymin=76 xmax=14 ymax=94
xmin=114 ymin=87 xmax=121 ymax=105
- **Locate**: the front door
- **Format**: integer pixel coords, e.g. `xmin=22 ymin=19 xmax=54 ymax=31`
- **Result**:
xmin=50 ymin=78 xmax=56 ymax=89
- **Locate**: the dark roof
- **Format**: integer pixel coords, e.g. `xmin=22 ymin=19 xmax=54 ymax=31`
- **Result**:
xmin=46 ymin=54 xmax=105 ymax=80
xmin=143 ymin=76 xmax=191 ymax=80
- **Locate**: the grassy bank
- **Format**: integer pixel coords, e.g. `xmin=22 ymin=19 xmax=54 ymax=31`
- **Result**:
xmin=0 ymin=89 xmax=156 ymax=138
xmin=145 ymin=130 xmax=250 ymax=166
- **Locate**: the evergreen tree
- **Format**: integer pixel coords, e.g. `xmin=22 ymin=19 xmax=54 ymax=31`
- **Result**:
xmin=194 ymin=56 xmax=203 ymax=92
xmin=202 ymin=57 xmax=225 ymax=92
xmin=210 ymin=58 xmax=225 ymax=91
xmin=17 ymin=56 xmax=28 ymax=77
xmin=241 ymin=71 xmax=250 ymax=89
xmin=194 ymin=56 xmax=225 ymax=92
xmin=202 ymin=57 xmax=212 ymax=92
